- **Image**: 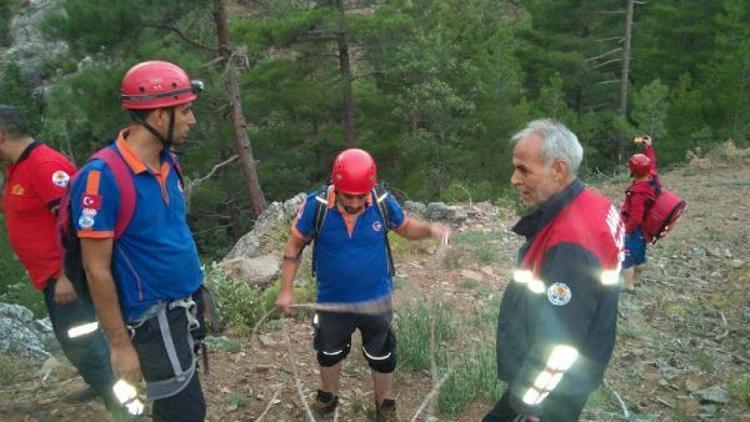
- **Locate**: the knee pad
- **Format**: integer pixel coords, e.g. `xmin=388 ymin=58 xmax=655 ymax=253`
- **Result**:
xmin=363 ymin=347 xmax=397 ymax=374
xmin=316 ymin=343 xmax=351 ymax=367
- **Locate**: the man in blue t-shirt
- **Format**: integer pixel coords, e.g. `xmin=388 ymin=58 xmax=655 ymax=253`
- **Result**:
xmin=276 ymin=148 xmax=451 ymax=422
xmin=72 ymin=61 xmax=206 ymax=421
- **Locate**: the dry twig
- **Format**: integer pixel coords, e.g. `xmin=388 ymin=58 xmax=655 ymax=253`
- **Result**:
xmin=255 ymin=385 xmax=283 ymax=422
xmin=282 ymin=319 xmax=316 ymax=422
xmin=604 ymin=379 xmax=629 ymax=419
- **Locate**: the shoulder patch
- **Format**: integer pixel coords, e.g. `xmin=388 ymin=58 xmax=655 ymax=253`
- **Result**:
xmin=547 ymin=282 xmax=572 ymax=306
xmin=52 ymin=170 xmax=71 ymax=187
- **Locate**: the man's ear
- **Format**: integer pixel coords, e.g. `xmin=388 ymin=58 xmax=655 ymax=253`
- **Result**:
xmin=143 ymin=108 xmax=164 ymax=127
xmin=551 ymin=159 xmax=569 ymax=181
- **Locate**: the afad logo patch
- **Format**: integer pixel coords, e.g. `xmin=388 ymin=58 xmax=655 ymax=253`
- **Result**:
xmin=547 ymin=282 xmax=572 ymax=306
xmin=372 ymin=221 xmax=383 ymax=232
xmin=81 ymin=194 xmax=102 ymax=210
xmin=51 ymin=171 xmax=71 ymax=188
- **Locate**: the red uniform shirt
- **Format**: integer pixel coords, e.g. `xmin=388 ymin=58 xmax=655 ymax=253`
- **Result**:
xmin=2 ymin=142 xmax=76 ymax=290
xmin=620 ymin=145 xmax=659 ymax=233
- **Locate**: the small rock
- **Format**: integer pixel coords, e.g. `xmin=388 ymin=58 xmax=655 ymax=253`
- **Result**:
xmin=699 ymin=404 xmax=718 ymax=416
xmin=706 ymin=247 xmax=722 ymax=258
xmin=694 ymin=386 xmax=728 ymax=404
xmin=730 ymin=259 xmax=745 ymax=269
xmin=709 ymin=271 xmax=722 ymax=279
xmin=226 ymin=404 xmax=238 ymax=413
xmin=447 ymin=206 xmax=468 ymax=223
xmin=685 ymin=379 xmax=700 ymax=393
xmin=741 ymin=307 xmax=750 ymax=323
xmin=425 ymin=202 xmax=449 ymax=220
xmin=480 ymin=266 xmax=495 ymax=277
xmin=461 ymin=269 xmax=484 ymax=282
xmin=258 ymin=334 xmax=278 ymax=347
xmin=403 ymin=201 xmax=426 ymax=216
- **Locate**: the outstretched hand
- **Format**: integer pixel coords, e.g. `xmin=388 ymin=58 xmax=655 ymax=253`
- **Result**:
xmin=430 ymin=224 xmax=451 ymax=248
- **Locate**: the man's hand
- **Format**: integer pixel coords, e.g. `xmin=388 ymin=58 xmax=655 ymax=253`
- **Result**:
xmin=276 ymin=289 xmax=295 ymax=315
xmin=429 ymin=224 xmax=451 ymax=247
xmin=53 ymin=274 xmax=77 ymax=305
xmin=111 ymin=341 xmax=142 ymax=383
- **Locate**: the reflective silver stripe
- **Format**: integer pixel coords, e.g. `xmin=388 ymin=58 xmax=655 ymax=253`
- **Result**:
xmin=145 ymin=360 xmax=196 ymax=400
xmin=322 ymin=349 xmax=344 ymax=356
xmin=67 ymin=321 xmax=99 ymax=338
xmin=377 ymin=192 xmax=389 ymax=202
xmin=158 ymin=310 xmax=184 ymax=379
xmin=362 ymin=347 xmax=391 ymax=361
xmin=315 ymin=196 xmax=327 ymax=205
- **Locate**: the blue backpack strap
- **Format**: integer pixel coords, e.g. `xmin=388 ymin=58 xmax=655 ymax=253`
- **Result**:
xmin=91 ymin=146 xmax=135 ymax=239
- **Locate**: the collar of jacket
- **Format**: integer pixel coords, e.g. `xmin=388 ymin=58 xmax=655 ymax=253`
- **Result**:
xmin=14 ymin=140 xmax=41 ymax=164
xmin=512 ymin=179 xmax=585 ymax=240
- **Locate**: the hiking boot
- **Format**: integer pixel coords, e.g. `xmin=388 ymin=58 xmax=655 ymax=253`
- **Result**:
xmin=312 ymin=389 xmax=339 ymax=418
xmin=376 ymin=399 xmax=397 ymax=422
xmin=64 ymin=386 xmax=98 ymax=404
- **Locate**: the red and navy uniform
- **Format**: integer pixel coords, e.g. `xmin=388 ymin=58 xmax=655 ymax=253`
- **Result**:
xmin=493 ymin=180 xmax=624 ymax=419
xmin=621 ymin=144 xmax=659 ymax=234
xmin=2 ymin=142 xmax=75 ymax=289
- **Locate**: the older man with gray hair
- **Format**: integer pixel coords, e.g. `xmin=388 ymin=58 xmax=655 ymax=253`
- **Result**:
xmin=484 ymin=119 xmax=625 ymax=421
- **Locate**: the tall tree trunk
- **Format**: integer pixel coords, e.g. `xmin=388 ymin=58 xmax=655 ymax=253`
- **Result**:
xmin=332 ymin=0 xmax=356 ymax=147
xmin=213 ymin=0 xmax=266 ymax=218
xmin=618 ymin=0 xmax=635 ymax=160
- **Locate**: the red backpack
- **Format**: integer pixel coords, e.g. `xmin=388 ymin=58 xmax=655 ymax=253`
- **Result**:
xmin=642 ymin=178 xmax=686 ymax=244
xmin=56 ymin=145 xmax=183 ymax=300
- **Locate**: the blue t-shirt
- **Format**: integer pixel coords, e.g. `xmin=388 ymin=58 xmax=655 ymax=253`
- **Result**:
xmin=293 ymin=187 xmax=406 ymax=303
xmin=70 ymin=134 xmax=202 ymax=322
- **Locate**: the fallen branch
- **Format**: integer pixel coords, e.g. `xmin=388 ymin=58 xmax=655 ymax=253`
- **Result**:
xmin=655 ymin=396 xmax=674 ymax=409
xmin=250 ymin=307 xmax=278 ymax=342
xmin=282 ymin=319 xmax=316 ymax=422
xmin=256 ymin=385 xmax=283 ymax=422
xmin=715 ymin=311 xmax=729 ymax=341
xmin=410 ymin=368 xmax=454 ymax=422
xmin=603 ymin=379 xmax=629 ymax=419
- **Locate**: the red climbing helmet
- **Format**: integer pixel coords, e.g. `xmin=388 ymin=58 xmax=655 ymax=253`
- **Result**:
xmin=628 ymin=153 xmax=651 ymax=178
xmin=120 ymin=60 xmax=202 ymax=110
xmin=331 ymin=148 xmax=377 ymax=195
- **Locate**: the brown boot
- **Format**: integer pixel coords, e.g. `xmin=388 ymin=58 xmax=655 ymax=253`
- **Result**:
xmin=376 ymin=399 xmax=397 ymax=422
xmin=312 ymin=389 xmax=339 ymax=418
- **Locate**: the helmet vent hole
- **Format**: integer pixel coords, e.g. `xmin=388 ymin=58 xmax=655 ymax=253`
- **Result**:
xmin=139 ymin=86 xmax=145 ymax=92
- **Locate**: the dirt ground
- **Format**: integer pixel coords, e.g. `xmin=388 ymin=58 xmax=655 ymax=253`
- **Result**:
xmin=2 ymin=157 xmax=749 ymax=421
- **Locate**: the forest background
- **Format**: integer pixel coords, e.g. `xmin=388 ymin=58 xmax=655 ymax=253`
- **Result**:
xmin=1 ymin=0 xmax=748 ymax=314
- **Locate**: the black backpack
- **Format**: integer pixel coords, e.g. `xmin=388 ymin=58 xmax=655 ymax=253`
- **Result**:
xmin=306 ymin=185 xmax=396 ymax=277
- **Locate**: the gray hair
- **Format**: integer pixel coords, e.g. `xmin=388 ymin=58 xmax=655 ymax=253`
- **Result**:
xmin=510 ymin=119 xmax=583 ymax=175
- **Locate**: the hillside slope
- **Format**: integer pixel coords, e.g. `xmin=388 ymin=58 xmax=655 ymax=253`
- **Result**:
xmin=2 ymin=157 xmax=749 ymax=421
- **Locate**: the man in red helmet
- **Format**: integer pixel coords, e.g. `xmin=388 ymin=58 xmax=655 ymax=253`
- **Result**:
xmin=620 ymin=135 xmax=659 ymax=292
xmin=276 ymin=148 xmax=450 ymax=421
xmin=0 ymin=105 xmax=125 ymax=414
xmin=69 ymin=60 xmax=207 ymax=420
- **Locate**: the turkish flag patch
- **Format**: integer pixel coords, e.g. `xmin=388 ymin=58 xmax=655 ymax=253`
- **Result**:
xmin=81 ymin=194 xmax=102 ymax=210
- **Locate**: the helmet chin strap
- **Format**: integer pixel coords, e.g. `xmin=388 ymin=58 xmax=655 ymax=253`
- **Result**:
xmin=129 ymin=108 xmax=176 ymax=147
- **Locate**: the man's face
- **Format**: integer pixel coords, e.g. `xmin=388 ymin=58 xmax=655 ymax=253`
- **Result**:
xmin=337 ymin=191 xmax=367 ymax=214
xmin=510 ymin=133 xmax=565 ymax=207
xmin=150 ymin=103 xmax=196 ymax=144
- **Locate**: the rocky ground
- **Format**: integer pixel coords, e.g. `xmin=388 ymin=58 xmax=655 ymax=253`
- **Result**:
xmin=1 ymin=151 xmax=749 ymax=421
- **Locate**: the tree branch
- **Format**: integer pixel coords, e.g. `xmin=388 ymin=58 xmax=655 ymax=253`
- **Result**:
xmin=585 ymin=48 xmax=623 ymax=62
xmin=591 ymin=57 xmax=623 ymax=69
xmin=145 ymin=24 xmax=218 ymax=52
